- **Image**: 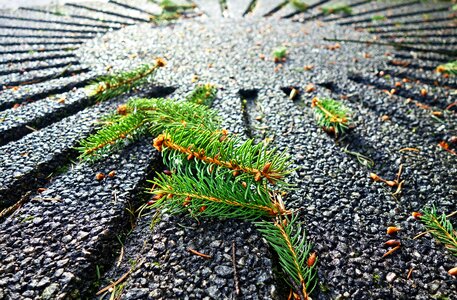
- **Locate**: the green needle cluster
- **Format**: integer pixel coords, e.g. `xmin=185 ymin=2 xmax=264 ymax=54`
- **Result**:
xmin=321 ymin=4 xmax=352 ymax=15
xmin=290 ymin=0 xmax=309 ymax=12
xmin=420 ymin=206 xmax=457 ymax=257
xmin=186 ymin=83 xmax=218 ymax=106
xmin=311 ymin=97 xmax=352 ymax=136
xmin=77 ymin=97 xmax=219 ymax=160
xmin=437 ymin=60 xmax=457 ymax=76
xmin=273 ymin=46 xmax=287 ymax=62
xmin=153 ymin=126 xmax=292 ymax=186
xmin=257 ymin=214 xmax=318 ymax=298
xmin=151 ymin=170 xmax=289 ymax=220
xmin=86 ymin=58 xmax=167 ymax=102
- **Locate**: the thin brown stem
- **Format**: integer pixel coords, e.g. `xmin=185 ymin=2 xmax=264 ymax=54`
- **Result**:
xmin=159 ymin=191 xmax=289 ymax=216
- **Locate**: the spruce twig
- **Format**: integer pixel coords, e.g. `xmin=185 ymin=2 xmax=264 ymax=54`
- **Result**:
xmin=256 ymin=214 xmax=317 ymax=299
xmin=153 ymin=126 xmax=292 ymax=185
xmin=273 ymin=46 xmax=287 ymax=63
xmin=86 ymin=58 xmax=166 ymax=102
xmin=78 ymin=65 xmax=317 ymax=297
xmin=149 ymin=0 xmax=196 ymax=23
xmin=419 ymin=206 xmax=457 ymax=257
xmin=436 ymin=60 xmax=457 ymax=76
xmin=311 ymin=97 xmax=352 ymax=136
xmin=150 ymin=170 xmax=290 ymax=219
xmin=186 ymin=83 xmax=217 ymax=106
xmin=77 ymin=98 xmax=219 ymax=160
xmin=290 ymin=0 xmax=309 ymax=12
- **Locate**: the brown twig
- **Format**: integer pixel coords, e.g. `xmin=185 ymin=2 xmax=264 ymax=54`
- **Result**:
xmin=447 ymin=211 xmax=457 ymax=218
xmin=288 ymin=276 xmax=305 ymax=300
xmin=399 ymin=147 xmax=420 ymax=152
xmin=232 ymin=241 xmax=240 ymax=296
xmin=31 ymin=197 xmax=62 ymax=202
xmin=0 ymin=191 xmax=31 ymax=220
xmin=96 ymin=258 xmax=144 ymax=296
xmin=413 ymin=231 xmax=429 ymax=240
xmin=187 ymin=248 xmax=212 ymax=259
xmin=117 ymin=246 xmax=124 ymax=268
xmin=407 ymin=267 xmax=414 ymax=279
xmin=383 ymin=245 xmax=401 ymax=258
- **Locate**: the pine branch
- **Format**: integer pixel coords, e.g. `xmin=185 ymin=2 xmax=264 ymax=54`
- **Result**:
xmin=86 ymin=58 xmax=166 ymax=102
xmin=152 ymin=126 xmax=292 ymax=185
xmin=186 ymin=83 xmax=218 ymax=107
xmin=150 ymin=170 xmax=290 ymax=219
xmin=420 ymin=206 xmax=457 ymax=256
xmin=121 ymin=97 xmax=220 ymax=133
xmin=311 ymin=97 xmax=352 ymax=136
xmin=77 ymin=98 xmax=219 ymax=160
xmin=436 ymin=60 xmax=457 ymax=76
xmin=256 ymin=214 xmax=317 ymax=298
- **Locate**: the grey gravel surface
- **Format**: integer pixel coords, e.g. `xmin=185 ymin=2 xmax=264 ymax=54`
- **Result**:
xmin=0 ymin=70 xmax=93 ymax=110
xmin=0 ymin=64 xmax=89 ymax=90
xmin=0 ymin=0 xmax=456 ymax=299
xmin=75 ymin=15 xmax=457 ymax=299
xmin=0 ymin=140 xmax=158 ymax=299
xmin=0 ymin=93 xmax=117 ymax=206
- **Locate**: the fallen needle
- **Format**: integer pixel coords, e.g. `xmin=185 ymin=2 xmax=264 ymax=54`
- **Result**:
xmin=187 ymin=248 xmax=212 ymax=259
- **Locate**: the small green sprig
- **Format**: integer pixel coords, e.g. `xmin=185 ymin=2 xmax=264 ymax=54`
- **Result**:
xmin=159 ymin=0 xmax=195 ymax=12
xmin=150 ymin=170 xmax=290 ymax=220
xmin=86 ymin=58 xmax=167 ymax=102
xmin=321 ymin=3 xmax=352 ymax=15
xmin=290 ymin=0 xmax=309 ymax=12
xmin=311 ymin=97 xmax=352 ymax=136
xmin=186 ymin=83 xmax=218 ymax=106
xmin=419 ymin=206 xmax=457 ymax=257
xmin=436 ymin=60 xmax=457 ymax=76
xmin=371 ymin=15 xmax=387 ymax=21
xmin=152 ymin=126 xmax=292 ymax=185
xmin=149 ymin=0 xmax=195 ymax=23
xmin=273 ymin=46 xmax=287 ymax=63
xmin=256 ymin=214 xmax=317 ymax=299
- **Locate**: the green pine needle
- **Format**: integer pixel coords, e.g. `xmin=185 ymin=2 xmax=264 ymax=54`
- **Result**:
xmin=437 ymin=60 xmax=457 ymax=76
xmin=321 ymin=4 xmax=352 ymax=15
xmin=86 ymin=58 xmax=166 ymax=102
xmin=420 ymin=206 xmax=457 ymax=256
xmin=256 ymin=214 xmax=317 ymax=298
xmin=311 ymin=97 xmax=352 ymax=136
xmin=150 ymin=170 xmax=289 ymax=219
xmin=153 ymin=126 xmax=292 ymax=186
xmin=186 ymin=83 xmax=218 ymax=107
